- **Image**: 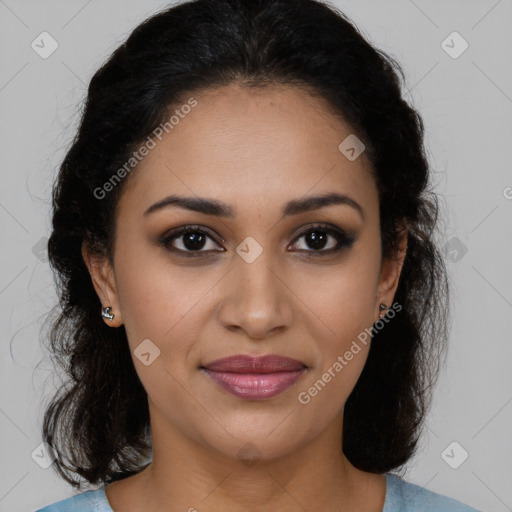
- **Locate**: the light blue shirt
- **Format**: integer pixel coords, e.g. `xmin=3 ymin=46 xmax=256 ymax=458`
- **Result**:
xmin=35 ymin=473 xmax=481 ymax=511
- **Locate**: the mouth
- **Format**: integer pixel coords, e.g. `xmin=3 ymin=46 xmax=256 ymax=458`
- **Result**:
xmin=200 ymin=354 xmax=308 ymax=400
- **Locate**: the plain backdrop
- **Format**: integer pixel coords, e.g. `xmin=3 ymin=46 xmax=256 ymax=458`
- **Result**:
xmin=1 ymin=1 xmax=511 ymax=511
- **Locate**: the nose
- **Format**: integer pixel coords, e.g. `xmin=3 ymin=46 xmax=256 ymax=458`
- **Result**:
xmin=216 ymin=249 xmax=294 ymax=340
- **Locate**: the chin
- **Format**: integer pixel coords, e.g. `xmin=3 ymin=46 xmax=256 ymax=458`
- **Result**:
xmin=194 ymin=417 xmax=313 ymax=465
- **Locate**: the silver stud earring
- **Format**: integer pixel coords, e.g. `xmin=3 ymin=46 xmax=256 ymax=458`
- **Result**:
xmin=101 ymin=306 xmax=115 ymax=320
xmin=379 ymin=303 xmax=389 ymax=318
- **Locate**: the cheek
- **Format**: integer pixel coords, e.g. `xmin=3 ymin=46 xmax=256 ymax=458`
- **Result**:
xmin=114 ymin=240 xmax=208 ymax=342
xmin=298 ymin=256 xmax=380 ymax=342
xmin=295 ymin=340 xmax=370 ymax=434
xmin=113 ymin=258 xmax=206 ymax=412
xmin=113 ymin=242 xmax=225 ymax=383
xmin=291 ymin=251 xmax=379 ymax=405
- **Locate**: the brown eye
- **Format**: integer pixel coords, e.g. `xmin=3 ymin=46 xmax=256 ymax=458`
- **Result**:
xmin=159 ymin=225 xmax=224 ymax=255
xmin=289 ymin=223 xmax=355 ymax=254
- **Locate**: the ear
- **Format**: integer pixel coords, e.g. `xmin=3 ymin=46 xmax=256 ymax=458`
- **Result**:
xmin=81 ymin=241 xmax=123 ymax=327
xmin=375 ymin=224 xmax=408 ymax=320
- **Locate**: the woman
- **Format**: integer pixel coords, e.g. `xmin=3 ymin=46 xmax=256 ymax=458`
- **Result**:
xmin=36 ymin=0 xmax=481 ymax=510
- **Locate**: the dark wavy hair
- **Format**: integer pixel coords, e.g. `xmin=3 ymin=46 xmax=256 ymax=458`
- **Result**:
xmin=41 ymin=0 xmax=449 ymax=489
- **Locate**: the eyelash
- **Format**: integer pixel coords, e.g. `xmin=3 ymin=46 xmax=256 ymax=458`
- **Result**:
xmin=158 ymin=223 xmax=356 ymax=258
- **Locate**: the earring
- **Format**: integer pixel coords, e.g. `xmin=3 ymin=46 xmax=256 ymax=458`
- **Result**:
xmin=101 ymin=306 xmax=115 ymax=320
xmin=379 ymin=303 xmax=389 ymax=318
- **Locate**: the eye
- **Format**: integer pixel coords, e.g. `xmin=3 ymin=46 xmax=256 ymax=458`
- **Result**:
xmin=288 ymin=223 xmax=355 ymax=255
xmin=159 ymin=222 xmax=355 ymax=258
xmin=159 ymin=225 xmax=224 ymax=256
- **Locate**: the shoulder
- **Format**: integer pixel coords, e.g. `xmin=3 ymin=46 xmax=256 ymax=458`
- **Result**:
xmin=383 ymin=473 xmax=482 ymax=512
xmin=35 ymin=486 xmax=112 ymax=512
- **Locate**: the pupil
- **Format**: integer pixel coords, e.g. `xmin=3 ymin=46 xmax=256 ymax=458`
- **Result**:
xmin=184 ymin=231 xmax=206 ymax=250
xmin=307 ymin=231 xmax=327 ymax=250
xmin=180 ymin=231 xmax=330 ymax=251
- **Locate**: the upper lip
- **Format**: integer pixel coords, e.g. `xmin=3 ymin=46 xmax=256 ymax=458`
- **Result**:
xmin=202 ymin=355 xmax=307 ymax=373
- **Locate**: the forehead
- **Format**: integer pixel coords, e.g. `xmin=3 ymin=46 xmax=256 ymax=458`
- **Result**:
xmin=117 ymin=83 xmax=377 ymax=220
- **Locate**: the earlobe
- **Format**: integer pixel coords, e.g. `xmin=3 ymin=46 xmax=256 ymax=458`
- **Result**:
xmin=376 ymin=227 xmax=408 ymax=312
xmin=81 ymin=242 xmax=123 ymax=327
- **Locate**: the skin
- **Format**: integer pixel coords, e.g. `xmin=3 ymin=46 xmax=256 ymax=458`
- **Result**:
xmin=82 ymin=83 xmax=407 ymax=512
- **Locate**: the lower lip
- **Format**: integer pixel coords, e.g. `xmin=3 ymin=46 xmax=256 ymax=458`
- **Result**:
xmin=202 ymin=368 xmax=307 ymax=400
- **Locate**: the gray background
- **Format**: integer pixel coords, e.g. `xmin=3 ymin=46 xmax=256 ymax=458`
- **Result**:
xmin=1 ymin=1 xmax=511 ymax=511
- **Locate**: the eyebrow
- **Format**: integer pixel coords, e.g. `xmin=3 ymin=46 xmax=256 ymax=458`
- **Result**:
xmin=143 ymin=192 xmax=364 ymax=221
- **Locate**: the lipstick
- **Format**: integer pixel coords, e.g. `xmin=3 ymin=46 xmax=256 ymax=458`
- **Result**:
xmin=201 ymin=355 xmax=307 ymax=400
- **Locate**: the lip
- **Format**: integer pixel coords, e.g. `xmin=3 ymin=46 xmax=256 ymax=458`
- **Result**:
xmin=203 ymin=354 xmax=307 ymax=373
xmin=201 ymin=355 xmax=308 ymax=400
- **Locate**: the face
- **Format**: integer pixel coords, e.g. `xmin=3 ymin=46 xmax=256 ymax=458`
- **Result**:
xmin=83 ymin=83 xmax=406 ymax=463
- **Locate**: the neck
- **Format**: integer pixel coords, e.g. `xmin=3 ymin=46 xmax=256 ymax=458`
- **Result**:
xmin=131 ymin=408 xmax=383 ymax=512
